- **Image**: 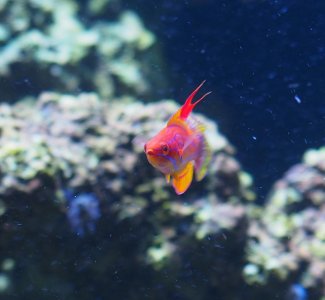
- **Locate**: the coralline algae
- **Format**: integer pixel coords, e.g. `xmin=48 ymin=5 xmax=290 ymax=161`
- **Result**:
xmin=65 ymin=191 xmax=101 ymax=236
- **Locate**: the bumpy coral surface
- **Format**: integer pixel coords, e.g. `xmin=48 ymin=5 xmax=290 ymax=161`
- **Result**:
xmin=244 ymin=147 xmax=325 ymax=298
xmin=0 ymin=0 xmax=164 ymax=101
xmin=0 ymin=92 xmax=255 ymax=299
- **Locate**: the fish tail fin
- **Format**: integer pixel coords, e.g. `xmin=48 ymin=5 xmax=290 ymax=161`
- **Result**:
xmin=172 ymin=161 xmax=194 ymax=195
xmin=195 ymin=135 xmax=211 ymax=181
xmin=180 ymin=81 xmax=211 ymax=120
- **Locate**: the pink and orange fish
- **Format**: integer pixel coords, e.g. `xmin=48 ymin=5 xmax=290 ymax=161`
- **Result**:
xmin=144 ymin=81 xmax=211 ymax=195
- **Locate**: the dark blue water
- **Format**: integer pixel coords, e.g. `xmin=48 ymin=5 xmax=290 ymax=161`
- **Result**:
xmin=131 ymin=0 xmax=325 ymax=199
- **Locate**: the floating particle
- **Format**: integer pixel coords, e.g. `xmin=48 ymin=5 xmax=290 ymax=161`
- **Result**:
xmin=294 ymin=95 xmax=301 ymax=104
xmin=0 ymin=274 xmax=9 ymax=293
xmin=288 ymin=83 xmax=300 ymax=89
xmin=1 ymin=259 xmax=15 ymax=271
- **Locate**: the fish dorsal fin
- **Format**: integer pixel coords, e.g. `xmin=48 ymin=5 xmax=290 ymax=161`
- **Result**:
xmin=172 ymin=161 xmax=194 ymax=195
xmin=167 ymin=109 xmax=184 ymax=128
xmin=168 ymin=81 xmax=211 ymax=126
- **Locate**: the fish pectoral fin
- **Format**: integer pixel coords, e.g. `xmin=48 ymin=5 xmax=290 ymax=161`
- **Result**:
xmin=172 ymin=161 xmax=194 ymax=195
xmin=165 ymin=174 xmax=171 ymax=183
xmin=180 ymin=121 xmax=206 ymax=155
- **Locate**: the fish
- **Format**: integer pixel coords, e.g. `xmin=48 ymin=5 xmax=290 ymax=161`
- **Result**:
xmin=144 ymin=81 xmax=211 ymax=195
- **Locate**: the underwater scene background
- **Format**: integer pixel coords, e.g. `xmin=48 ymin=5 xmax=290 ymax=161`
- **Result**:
xmin=0 ymin=0 xmax=324 ymax=299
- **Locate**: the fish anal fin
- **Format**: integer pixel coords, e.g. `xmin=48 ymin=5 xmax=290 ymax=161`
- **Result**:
xmin=172 ymin=161 xmax=194 ymax=195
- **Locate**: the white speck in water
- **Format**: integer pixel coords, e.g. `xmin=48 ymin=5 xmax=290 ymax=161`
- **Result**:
xmin=294 ymin=95 xmax=301 ymax=104
xmin=252 ymin=136 xmax=257 ymax=140
xmin=288 ymin=83 xmax=300 ymax=89
xmin=0 ymin=274 xmax=9 ymax=292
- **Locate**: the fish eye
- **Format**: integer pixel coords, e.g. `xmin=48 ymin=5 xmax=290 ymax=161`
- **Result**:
xmin=161 ymin=143 xmax=169 ymax=154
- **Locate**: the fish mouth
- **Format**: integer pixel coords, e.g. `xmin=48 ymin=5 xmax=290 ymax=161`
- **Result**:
xmin=146 ymin=150 xmax=163 ymax=165
xmin=144 ymin=144 xmax=155 ymax=156
xmin=145 ymin=148 xmax=157 ymax=156
xmin=146 ymin=150 xmax=154 ymax=156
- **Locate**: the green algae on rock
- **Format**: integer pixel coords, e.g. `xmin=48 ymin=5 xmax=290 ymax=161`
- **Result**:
xmin=0 ymin=91 xmax=255 ymax=299
xmin=0 ymin=0 xmax=163 ymax=101
xmin=244 ymin=147 xmax=325 ymax=297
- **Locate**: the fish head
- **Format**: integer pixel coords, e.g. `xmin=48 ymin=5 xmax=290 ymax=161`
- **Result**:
xmin=144 ymin=128 xmax=180 ymax=175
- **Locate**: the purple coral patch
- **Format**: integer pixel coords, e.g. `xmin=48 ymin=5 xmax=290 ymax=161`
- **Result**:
xmin=66 ymin=192 xmax=101 ymax=236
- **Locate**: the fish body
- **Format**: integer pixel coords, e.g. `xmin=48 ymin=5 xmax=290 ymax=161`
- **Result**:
xmin=144 ymin=81 xmax=211 ymax=195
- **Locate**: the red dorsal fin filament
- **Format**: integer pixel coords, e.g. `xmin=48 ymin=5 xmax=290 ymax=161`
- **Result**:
xmin=180 ymin=80 xmax=212 ymax=120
